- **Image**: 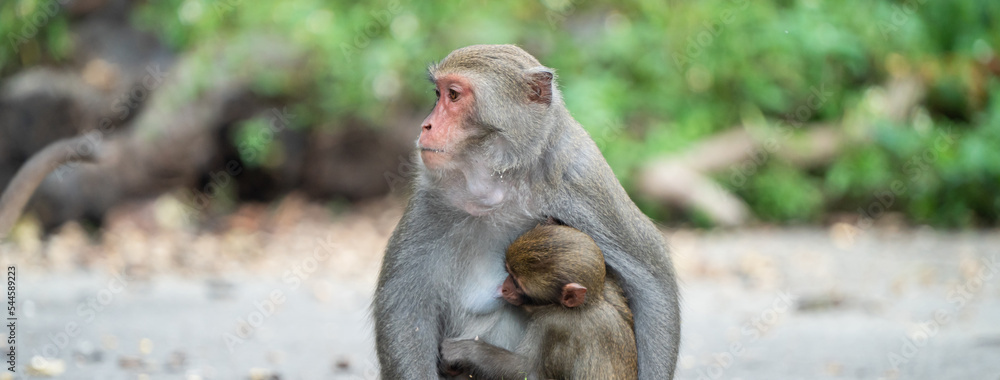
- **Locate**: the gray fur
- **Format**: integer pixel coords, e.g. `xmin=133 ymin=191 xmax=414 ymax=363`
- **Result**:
xmin=373 ymin=44 xmax=679 ymax=379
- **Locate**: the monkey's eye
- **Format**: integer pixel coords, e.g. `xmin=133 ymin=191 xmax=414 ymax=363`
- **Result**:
xmin=448 ymin=89 xmax=459 ymax=101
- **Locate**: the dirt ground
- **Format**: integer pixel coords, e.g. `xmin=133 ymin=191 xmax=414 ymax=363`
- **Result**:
xmin=1 ymin=195 xmax=998 ymax=379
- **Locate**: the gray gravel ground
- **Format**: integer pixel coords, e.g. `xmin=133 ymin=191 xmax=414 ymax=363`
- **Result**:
xmin=672 ymin=228 xmax=1000 ymax=380
xmin=2 ymin=201 xmax=998 ymax=379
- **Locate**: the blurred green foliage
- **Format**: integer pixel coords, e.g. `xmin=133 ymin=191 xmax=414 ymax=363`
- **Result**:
xmin=2 ymin=0 xmax=998 ymax=227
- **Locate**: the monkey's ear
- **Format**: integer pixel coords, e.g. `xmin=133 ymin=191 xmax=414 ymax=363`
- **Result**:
xmin=561 ymin=283 xmax=587 ymax=308
xmin=526 ymin=68 xmax=554 ymax=105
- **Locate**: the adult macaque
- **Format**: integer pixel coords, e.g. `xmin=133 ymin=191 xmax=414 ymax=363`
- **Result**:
xmin=373 ymin=45 xmax=679 ymax=379
xmin=440 ymin=222 xmax=637 ymax=379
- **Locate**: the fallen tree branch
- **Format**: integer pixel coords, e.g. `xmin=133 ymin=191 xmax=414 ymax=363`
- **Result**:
xmin=0 ymin=135 xmax=101 ymax=239
xmin=637 ymin=76 xmax=925 ymax=226
xmin=0 ymin=34 xmax=306 ymax=237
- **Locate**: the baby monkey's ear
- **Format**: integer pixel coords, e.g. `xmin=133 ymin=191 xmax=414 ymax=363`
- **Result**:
xmin=560 ymin=283 xmax=587 ymax=308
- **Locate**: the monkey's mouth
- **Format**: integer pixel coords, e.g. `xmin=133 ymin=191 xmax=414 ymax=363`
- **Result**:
xmin=420 ymin=147 xmax=446 ymax=153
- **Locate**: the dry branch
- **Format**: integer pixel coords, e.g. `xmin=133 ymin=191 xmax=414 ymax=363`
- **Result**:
xmin=0 ymin=35 xmax=306 ymax=237
xmin=637 ymin=76 xmax=925 ymax=226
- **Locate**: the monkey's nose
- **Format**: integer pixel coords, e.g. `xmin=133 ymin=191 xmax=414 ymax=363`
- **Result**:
xmin=422 ymin=123 xmax=432 ymax=131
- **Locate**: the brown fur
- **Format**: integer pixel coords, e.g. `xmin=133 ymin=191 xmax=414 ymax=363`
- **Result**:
xmin=441 ymin=224 xmax=638 ymax=380
xmin=507 ymin=224 xmax=606 ymax=305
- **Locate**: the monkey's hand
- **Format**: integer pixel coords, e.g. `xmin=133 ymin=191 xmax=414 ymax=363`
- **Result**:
xmin=440 ymin=338 xmax=537 ymax=380
xmin=439 ymin=338 xmax=477 ymax=376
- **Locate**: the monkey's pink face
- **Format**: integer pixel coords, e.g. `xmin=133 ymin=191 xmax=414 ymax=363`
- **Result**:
xmin=500 ymin=274 xmax=524 ymax=306
xmin=500 ymin=263 xmax=527 ymax=306
xmin=419 ymin=74 xmax=475 ymax=169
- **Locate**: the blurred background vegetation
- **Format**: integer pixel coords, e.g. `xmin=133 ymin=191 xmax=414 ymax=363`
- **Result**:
xmin=0 ymin=0 xmax=998 ymax=231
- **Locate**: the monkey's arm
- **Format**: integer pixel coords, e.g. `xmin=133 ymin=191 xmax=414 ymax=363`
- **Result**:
xmin=0 ymin=135 xmax=100 ymax=239
xmin=607 ymin=250 xmax=679 ymax=380
xmin=563 ymin=206 xmax=679 ymax=380
xmin=372 ymin=262 xmax=441 ymax=378
xmin=440 ymin=338 xmax=539 ymax=380
xmin=551 ymin=149 xmax=681 ymax=380
xmin=373 ymin=199 xmax=450 ymax=379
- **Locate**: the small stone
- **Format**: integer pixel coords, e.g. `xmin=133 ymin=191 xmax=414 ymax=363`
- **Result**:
xmin=334 ymin=356 xmax=351 ymax=371
xmin=26 ymin=356 xmax=66 ymax=376
xmin=118 ymin=355 xmax=145 ymax=369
